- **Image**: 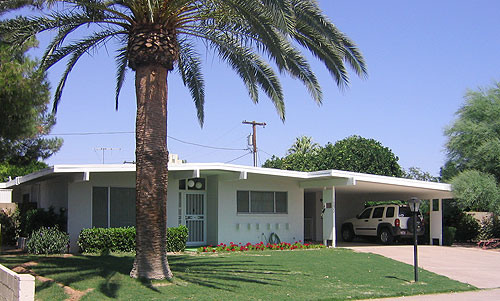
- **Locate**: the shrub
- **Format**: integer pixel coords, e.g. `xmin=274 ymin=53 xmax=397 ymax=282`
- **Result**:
xmin=455 ymin=214 xmax=480 ymax=242
xmin=78 ymin=227 xmax=136 ymax=253
xmin=77 ymin=225 xmax=188 ymax=254
xmin=22 ymin=206 xmax=66 ymax=237
xmin=477 ymin=215 xmax=500 ymax=240
xmin=167 ymin=225 xmax=188 ymax=252
xmin=26 ymin=226 xmax=69 ymax=254
xmin=443 ymin=226 xmax=456 ymax=246
xmin=0 ymin=208 xmax=20 ymax=245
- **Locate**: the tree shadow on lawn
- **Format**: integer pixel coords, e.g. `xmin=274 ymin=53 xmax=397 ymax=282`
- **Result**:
xmin=0 ymin=255 xmax=128 ymax=298
xmin=1 ymin=254 xmax=290 ymax=296
xmin=168 ymin=255 xmax=288 ymax=292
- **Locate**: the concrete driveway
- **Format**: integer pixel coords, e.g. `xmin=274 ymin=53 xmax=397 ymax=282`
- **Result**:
xmin=342 ymin=243 xmax=500 ymax=289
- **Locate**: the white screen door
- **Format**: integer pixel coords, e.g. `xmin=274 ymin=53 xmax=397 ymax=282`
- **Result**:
xmin=181 ymin=192 xmax=206 ymax=246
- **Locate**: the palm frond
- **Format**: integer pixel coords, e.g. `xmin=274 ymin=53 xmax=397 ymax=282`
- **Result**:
xmin=177 ymin=39 xmax=205 ymax=126
xmin=51 ymin=30 xmax=121 ymax=111
xmin=204 ymin=29 xmax=285 ymax=120
xmin=114 ymin=46 xmax=128 ymax=110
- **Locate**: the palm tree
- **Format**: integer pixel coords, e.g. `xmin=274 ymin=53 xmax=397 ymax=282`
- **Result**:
xmin=1 ymin=0 xmax=366 ymax=279
xmin=288 ymin=136 xmax=320 ymax=155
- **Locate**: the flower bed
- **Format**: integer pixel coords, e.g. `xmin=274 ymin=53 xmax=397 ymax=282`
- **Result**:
xmin=198 ymin=241 xmax=325 ymax=253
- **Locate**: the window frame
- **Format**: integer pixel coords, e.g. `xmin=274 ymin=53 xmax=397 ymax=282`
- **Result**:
xmin=236 ymin=190 xmax=288 ymax=214
xmin=91 ymin=186 xmax=136 ymax=228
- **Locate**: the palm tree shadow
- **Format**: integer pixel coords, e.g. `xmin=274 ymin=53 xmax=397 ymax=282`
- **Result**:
xmin=168 ymin=255 xmax=288 ymax=291
xmin=98 ymin=271 xmax=121 ymax=298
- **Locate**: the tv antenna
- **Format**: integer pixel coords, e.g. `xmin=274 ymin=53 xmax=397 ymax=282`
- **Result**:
xmin=94 ymin=147 xmax=121 ymax=164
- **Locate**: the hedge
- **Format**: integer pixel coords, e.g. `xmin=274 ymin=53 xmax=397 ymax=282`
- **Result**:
xmin=77 ymin=225 xmax=188 ymax=253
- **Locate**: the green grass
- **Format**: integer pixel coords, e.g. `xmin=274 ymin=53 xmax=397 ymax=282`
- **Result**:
xmin=0 ymin=248 xmax=475 ymax=300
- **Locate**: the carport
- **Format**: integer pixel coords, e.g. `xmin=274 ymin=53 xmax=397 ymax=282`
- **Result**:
xmin=301 ymin=170 xmax=453 ymax=247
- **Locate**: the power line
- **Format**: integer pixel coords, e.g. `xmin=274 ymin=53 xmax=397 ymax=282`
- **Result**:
xmin=168 ymin=136 xmax=246 ymax=151
xmin=47 ymin=131 xmax=247 ymax=151
xmin=225 ymin=151 xmax=252 ymax=164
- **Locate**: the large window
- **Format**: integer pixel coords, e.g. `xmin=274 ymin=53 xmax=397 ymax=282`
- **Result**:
xmin=92 ymin=187 xmax=136 ymax=228
xmin=237 ymin=191 xmax=288 ymax=214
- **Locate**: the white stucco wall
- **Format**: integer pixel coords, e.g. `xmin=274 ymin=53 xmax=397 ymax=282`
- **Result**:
xmin=166 ymin=178 xmax=180 ymax=228
xmin=206 ymin=176 xmax=219 ymax=245
xmin=68 ymin=172 xmax=136 ymax=252
xmin=68 ymin=180 xmax=92 ymax=252
xmin=216 ymin=174 xmax=304 ymax=245
xmin=39 ymin=179 xmax=68 ymax=211
xmin=0 ymin=189 xmax=12 ymax=203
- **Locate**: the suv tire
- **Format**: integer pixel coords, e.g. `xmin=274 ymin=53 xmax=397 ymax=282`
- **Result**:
xmin=379 ymin=228 xmax=393 ymax=245
xmin=341 ymin=225 xmax=355 ymax=242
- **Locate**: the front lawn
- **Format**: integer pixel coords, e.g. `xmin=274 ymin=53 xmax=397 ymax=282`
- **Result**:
xmin=0 ymin=248 xmax=475 ymax=300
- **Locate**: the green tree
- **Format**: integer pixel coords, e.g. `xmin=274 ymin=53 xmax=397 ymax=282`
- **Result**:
xmin=2 ymin=0 xmax=366 ymax=279
xmin=403 ymin=167 xmax=439 ymax=182
xmin=316 ymin=135 xmax=402 ymax=177
xmin=0 ymin=35 xmax=61 ymax=180
xmin=264 ymin=135 xmax=402 ymax=177
xmin=451 ymin=170 xmax=500 ymax=215
xmin=443 ymin=82 xmax=500 ymax=181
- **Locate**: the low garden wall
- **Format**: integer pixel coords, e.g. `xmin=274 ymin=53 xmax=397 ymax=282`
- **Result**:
xmin=0 ymin=264 xmax=34 ymax=301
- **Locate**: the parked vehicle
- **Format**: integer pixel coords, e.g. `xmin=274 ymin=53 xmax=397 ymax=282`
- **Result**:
xmin=341 ymin=204 xmax=424 ymax=244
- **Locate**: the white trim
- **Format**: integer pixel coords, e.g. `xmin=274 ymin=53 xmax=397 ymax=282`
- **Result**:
xmin=2 ymin=163 xmax=452 ymax=194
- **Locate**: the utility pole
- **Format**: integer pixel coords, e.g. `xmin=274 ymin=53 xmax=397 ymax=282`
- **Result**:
xmin=242 ymin=120 xmax=266 ymax=167
xmin=94 ymin=147 xmax=121 ymax=164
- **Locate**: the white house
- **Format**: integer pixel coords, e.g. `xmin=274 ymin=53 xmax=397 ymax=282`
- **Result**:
xmin=2 ymin=162 xmax=453 ymax=252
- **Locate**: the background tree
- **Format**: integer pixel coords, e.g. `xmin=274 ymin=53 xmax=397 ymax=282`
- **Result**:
xmin=0 ymin=36 xmax=61 ymax=182
xmin=443 ymin=82 xmax=500 ymax=181
xmin=264 ymin=135 xmax=402 ymax=177
xmin=403 ymin=167 xmax=440 ymax=182
xmin=316 ymin=135 xmax=402 ymax=176
xmin=287 ymin=136 xmax=320 ymax=155
xmin=441 ymin=82 xmax=500 ymax=217
xmin=2 ymin=0 xmax=366 ymax=280
xmin=451 ymin=170 xmax=500 ymax=215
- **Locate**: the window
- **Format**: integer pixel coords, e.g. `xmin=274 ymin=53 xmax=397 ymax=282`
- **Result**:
xmin=92 ymin=187 xmax=108 ymax=228
xmin=432 ymin=199 xmax=440 ymax=211
xmin=372 ymin=207 xmax=384 ymax=219
xmin=110 ymin=188 xmax=135 ymax=227
xmin=385 ymin=207 xmax=395 ymax=218
xmin=237 ymin=191 xmax=288 ymax=214
xmin=92 ymin=187 xmax=136 ymax=228
xmin=237 ymin=191 xmax=249 ymax=213
xmin=358 ymin=208 xmax=372 ymax=219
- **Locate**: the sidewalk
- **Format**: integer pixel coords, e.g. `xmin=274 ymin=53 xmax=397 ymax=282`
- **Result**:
xmin=369 ymin=288 xmax=500 ymax=301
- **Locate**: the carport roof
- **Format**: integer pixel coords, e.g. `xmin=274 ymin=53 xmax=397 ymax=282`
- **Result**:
xmin=2 ymin=163 xmax=452 ymax=199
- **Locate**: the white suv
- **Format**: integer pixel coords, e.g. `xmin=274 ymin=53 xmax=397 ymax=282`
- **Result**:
xmin=341 ymin=204 xmax=424 ymax=244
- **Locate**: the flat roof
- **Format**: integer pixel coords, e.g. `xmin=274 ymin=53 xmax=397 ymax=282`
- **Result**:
xmin=2 ymin=163 xmax=452 ymax=199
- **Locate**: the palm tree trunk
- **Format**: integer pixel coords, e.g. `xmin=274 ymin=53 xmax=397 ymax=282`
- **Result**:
xmin=130 ymin=64 xmax=173 ymax=280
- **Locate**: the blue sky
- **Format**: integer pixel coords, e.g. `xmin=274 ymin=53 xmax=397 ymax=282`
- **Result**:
xmin=23 ymin=0 xmax=500 ymax=176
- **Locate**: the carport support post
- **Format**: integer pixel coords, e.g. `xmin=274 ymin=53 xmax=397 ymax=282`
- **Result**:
xmin=322 ymin=187 xmax=336 ymax=247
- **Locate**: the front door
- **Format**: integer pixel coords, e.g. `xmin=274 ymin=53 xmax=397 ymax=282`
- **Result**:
xmin=180 ymin=191 xmax=206 ymax=246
